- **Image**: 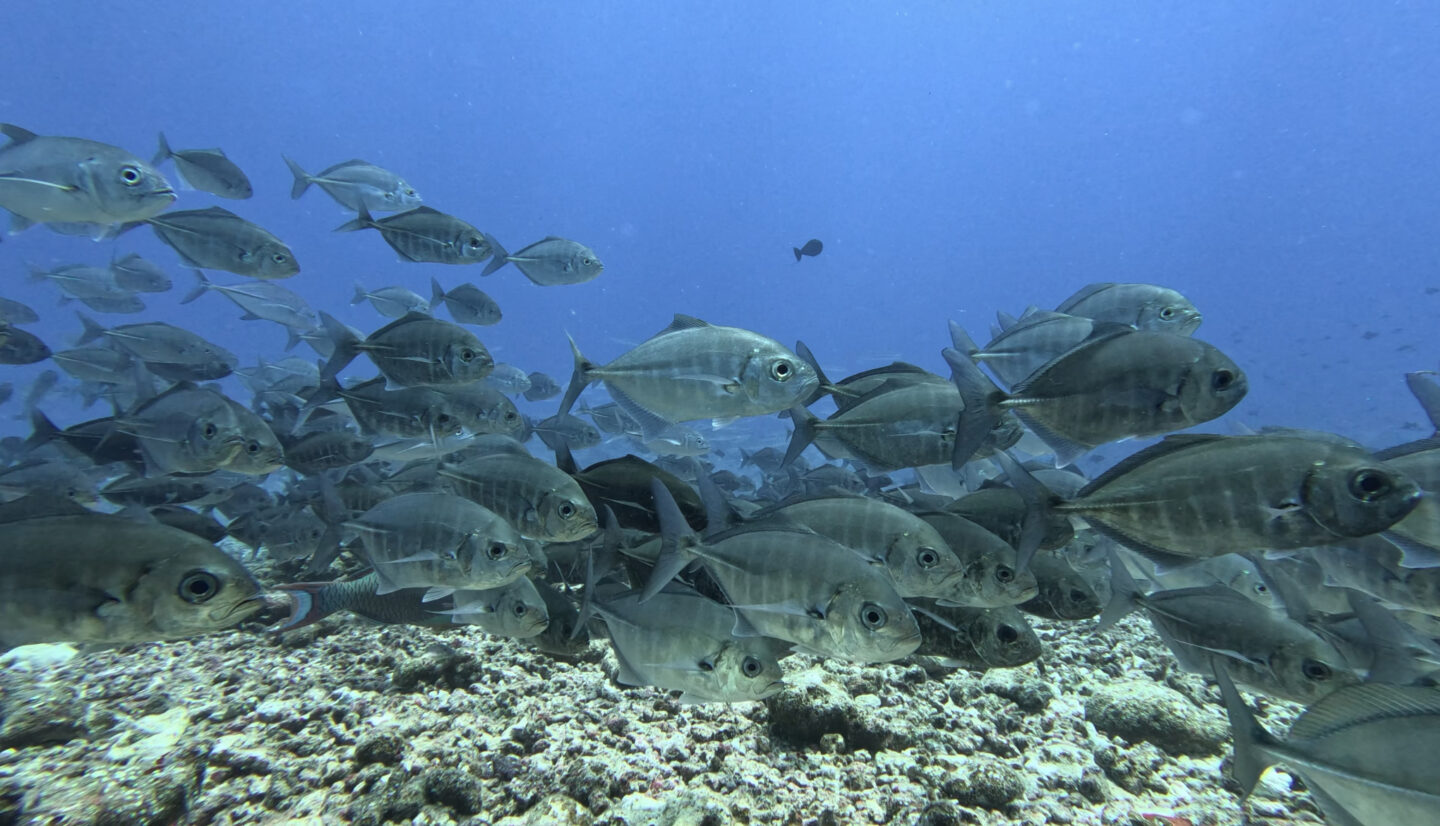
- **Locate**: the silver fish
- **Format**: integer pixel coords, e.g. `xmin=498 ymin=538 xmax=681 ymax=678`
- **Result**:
xmin=351 ymin=282 xmax=429 ymax=318
xmin=344 ymin=492 xmax=529 ymax=598
xmin=285 ymin=156 xmax=421 ymax=212
xmin=560 ymin=314 xmax=818 ymax=438
xmin=430 ymin=278 xmax=501 ymax=326
xmin=320 ymin=311 xmax=493 ymax=388
xmin=337 ymin=205 xmax=490 ymax=265
xmin=1217 ymin=667 xmax=1440 ymax=826
xmin=152 ymin=132 xmax=253 ymax=200
xmin=110 ymin=253 xmax=173 ymax=293
xmin=1055 ymin=282 xmax=1203 ymax=335
xmin=587 ymin=582 xmax=786 ymax=703
xmin=481 ymin=235 xmax=604 ymax=286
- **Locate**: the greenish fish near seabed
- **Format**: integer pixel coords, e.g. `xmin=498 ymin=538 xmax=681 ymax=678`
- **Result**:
xmin=0 ymin=498 xmax=263 ymax=652
xmin=1216 ymin=665 xmax=1440 ymax=825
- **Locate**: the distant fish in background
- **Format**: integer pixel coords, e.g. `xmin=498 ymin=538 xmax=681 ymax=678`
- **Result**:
xmin=152 ymin=132 xmax=253 ymax=200
xmin=793 ymin=238 xmax=823 ymax=261
xmin=337 ymin=206 xmax=491 ymax=266
xmin=430 ymin=278 xmax=502 ymax=326
xmin=284 ymin=156 xmax=422 ymax=213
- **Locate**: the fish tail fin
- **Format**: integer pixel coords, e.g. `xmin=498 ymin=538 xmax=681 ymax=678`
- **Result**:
xmin=350 ymin=282 xmax=368 ymax=305
xmin=283 ymin=326 xmax=303 ymax=353
xmin=317 ymin=311 xmax=361 ymax=382
xmin=1213 ymin=664 xmax=1277 ymax=798
xmin=480 ymin=233 xmax=509 ymax=276
xmin=793 ymin=340 xmax=836 ymax=406
xmin=641 ymin=478 xmax=701 ymax=602
xmin=574 ymin=506 xmax=621 ymax=638
xmin=152 ymin=131 xmax=172 ymax=166
xmin=782 ymin=405 xmax=818 ymax=468
xmin=1404 ymin=371 xmax=1440 ymax=434
xmin=23 ymin=408 xmax=60 ymax=453
xmin=556 ymin=333 xmax=596 ymax=418
xmin=269 ymin=581 xmax=337 ymax=632
xmin=334 ymin=204 xmax=375 ymax=233
xmin=1096 ymin=546 xmax=1143 ymax=630
xmin=988 ymin=450 xmax=1054 ymax=571
xmin=943 ymin=336 xmax=1003 ymax=469
xmin=429 ymin=277 xmax=446 ymax=313
xmin=283 ymin=155 xmax=311 ymax=200
xmin=74 ymin=311 xmax=106 ymax=345
xmin=695 ymin=469 xmax=733 ymax=537
xmin=180 ymin=269 xmax=211 ymax=305
xmin=793 ymin=247 xmax=802 ymax=262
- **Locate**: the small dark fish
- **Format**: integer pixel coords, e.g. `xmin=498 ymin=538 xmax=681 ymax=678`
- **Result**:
xmin=0 ymin=297 xmax=40 ymax=325
xmin=152 ymin=132 xmax=253 ymax=200
xmin=284 ymin=156 xmax=421 ymax=213
xmin=338 ymin=205 xmax=490 ymax=265
xmin=523 ymin=372 xmax=561 ymax=401
xmin=792 ymin=238 xmax=823 ymax=261
xmin=143 ymin=206 xmax=299 ymax=279
xmin=0 ymin=324 xmax=52 ymax=364
xmin=482 ymin=236 xmax=603 ymax=285
xmin=429 ymin=278 xmax=501 ymax=326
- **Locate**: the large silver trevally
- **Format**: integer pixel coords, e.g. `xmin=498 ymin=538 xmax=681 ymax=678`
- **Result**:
xmin=0 ymin=124 xmax=174 ymax=233
xmin=0 ymin=498 xmax=262 ymax=651
xmin=1217 ymin=666 xmax=1440 ymax=826
xmin=559 ymin=314 xmax=818 ymax=438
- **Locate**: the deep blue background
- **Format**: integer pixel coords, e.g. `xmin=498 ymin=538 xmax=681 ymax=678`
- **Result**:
xmin=3 ymin=2 xmax=1438 ymax=454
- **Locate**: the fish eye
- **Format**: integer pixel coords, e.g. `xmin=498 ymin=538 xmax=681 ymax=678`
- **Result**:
xmin=583 ymin=258 xmax=595 ymax=266
xmin=119 ymin=166 xmax=142 ymax=185
xmin=1301 ymin=658 xmax=1333 ymax=681
xmin=245 ymin=440 xmax=260 ymax=454
xmin=997 ymin=624 xmax=1019 ymax=643
xmin=202 ymin=422 xmax=218 ymax=438
xmin=995 ymin=566 xmax=1015 ymax=583
xmin=512 ymin=602 xmax=527 ymax=616
xmin=486 ymin=542 xmax=508 ymax=560
xmin=468 ymin=237 xmax=485 ymax=249
xmin=1211 ymin=369 xmax=1235 ymax=391
xmin=741 ymin=656 xmax=763 ymax=678
xmin=769 ymin=360 xmax=794 ymax=381
xmin=916 ymin=548 xmax=940 ymax=569
xmin=697 ymin=658 xmax=715 ymax=672
xmin=1347 ymin=469 xmax=1393 ymax=502
xmin=504 ymin=411 xmax=518 ymax=422
xmin=404 ymin=188 xmax=416 ymax=196
xmin=558 ymin=503 xmax=576 ymax=518
xmin=1159 ymin=306 xmax=1177 ymax=320
xmin=1069 ymin=588 xmax=1090 ymax=603
xmin=860 ymin=603 xmax=888 ymax=630
xmin=271 ymin=253 xmax=289 ymax=264
xmin=178 ymin=570 xmax=221 ymax=603
xmin=459 ymin=348 xmax=475 ymax=362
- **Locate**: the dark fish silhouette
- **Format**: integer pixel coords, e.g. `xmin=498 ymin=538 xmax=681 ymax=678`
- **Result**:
xmin=793 ymin=238 xmax=823 ymax=261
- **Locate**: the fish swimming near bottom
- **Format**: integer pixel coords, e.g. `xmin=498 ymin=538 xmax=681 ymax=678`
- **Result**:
xmin=0 ymin=497 xmax=263 ymax=651
xmin=1216 ymin=665 xmax=1440 ymax=825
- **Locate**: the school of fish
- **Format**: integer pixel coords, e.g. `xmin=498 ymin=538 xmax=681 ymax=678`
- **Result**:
xmin=2 ymin=123 xmax=1438 ymax=825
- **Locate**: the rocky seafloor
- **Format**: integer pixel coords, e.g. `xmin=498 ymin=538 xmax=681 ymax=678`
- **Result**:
xmin=0 ymin=611 xmax=1322 ymax=826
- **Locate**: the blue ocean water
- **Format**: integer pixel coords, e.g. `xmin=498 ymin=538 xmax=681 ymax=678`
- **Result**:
xmin=2 ymin=1 xmax=1437 ymax=448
